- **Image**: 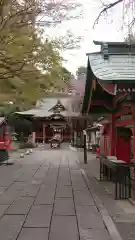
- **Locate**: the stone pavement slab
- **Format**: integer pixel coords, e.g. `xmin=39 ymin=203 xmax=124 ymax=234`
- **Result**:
xmin=76 ymin=205 xmax=105 ymax=229
xmin=17 ymin=170 xmax=37 ymax=182
xmin=49 ymin=216 xmax=79 ymax=240
xmin=20 ymin=183 xmax=41 ymax=197
xmin=74 ymin=190 xmax=94 ymax=206
xmin=7 ymin=182 xmax=27 ymax=193
xmin=0 ymin=178 xmax=16 ymax=187
xmin=0 ymin=187 xmax=7 ymax=194
xmin=0 ymin=191 xmax=18 ymax=204
xmin=53 ymin=198 xmax=75 ymax=216
xmin=80 ymin=229 xmax=111 ymax=240
xmin=0 ymin=215 xmax=25 ymax=240
xmin=60 ymin=157 xmax=69 ymax=167
xmin=33 ymin=167 xmax=48 ymax=180
xmin=0 ymin=205 xmax=10 ymax=218
xmin=24 ymin=205 xmax=52 ymax=227
xmin=71 ymin=171 xmax=87 ymax=191
xmin=57 ymin=178 xmax=71 ymax=186
xmin=115 ymin=222 xmax=135 ymax=240
xmin=59 ymin=167 xmax=70 ymax=176
xmin=6 ymin=197 xmax=34 ymax=215
xmin=56 ymin=185 xmax=73 ymax=198
xmin=18 ymin=228 xmax=49 ymax=240
xmin=57 ymin=168 xmax=71 ymax=186
xmin=35 ymin=188 xmax=55 ymax=205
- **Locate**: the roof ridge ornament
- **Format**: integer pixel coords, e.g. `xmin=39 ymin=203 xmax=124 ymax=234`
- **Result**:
xmin=102 ymin=43 xmax=109 ymax=60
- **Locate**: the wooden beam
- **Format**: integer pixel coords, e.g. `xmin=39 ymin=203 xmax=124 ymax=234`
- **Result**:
xmin=116 ymin=119 xmax=132 ymax=127
xmin=119 ymin=102 xmax=131 ymax=108
xmin=110 ymin=97 xmax=116 ymax=156
xmin=116 ymin=93 xmax=127 ymax=103
xmin=89 ymin=99 xmax=112 ymax=106
xmin=88 ymin=100 xmax=113 ymax=114
xmin=115 ymin=107 xmax=131 ymax=118
xmin=131 ymin=104 xmax=135 ymax=164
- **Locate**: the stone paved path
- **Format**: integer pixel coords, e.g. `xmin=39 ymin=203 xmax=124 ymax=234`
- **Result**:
xmin=78 ymin=151 xmax=135 ymax=240
xmin=0 ymin=148 xmax=112 ymax=240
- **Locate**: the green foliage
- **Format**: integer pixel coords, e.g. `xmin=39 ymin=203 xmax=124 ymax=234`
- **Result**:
xmin=0 ymin=0 xmax=72 ymax=109
xmin=0 ymin=103 xmax=32 ymax=139
xmin=60 ymin=67 xmax=73 ymax=85
xmin=76 ymin=66 xmax=87 ymax=77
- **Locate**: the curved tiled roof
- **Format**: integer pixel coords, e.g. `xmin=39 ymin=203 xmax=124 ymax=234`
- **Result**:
xmin=16 ymin=96 xmax=80 ymax=118
xmin=88 ymin=53 xmax=135 ymax=81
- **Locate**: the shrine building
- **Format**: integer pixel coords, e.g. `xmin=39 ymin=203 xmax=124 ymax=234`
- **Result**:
xmin=82 ymin=40 xmax=135 ymax=163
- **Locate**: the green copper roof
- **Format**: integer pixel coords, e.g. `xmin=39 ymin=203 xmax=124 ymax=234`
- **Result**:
xmin=16 ymin=97 xmax=80 ymax=118
xmin=87 ymin=41 xmax=135 ymax=82
xmin=88 ymin=53 xmax=135 ymax=81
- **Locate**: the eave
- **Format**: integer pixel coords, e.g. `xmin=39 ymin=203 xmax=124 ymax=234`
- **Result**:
xmin=88 ymin=53 xmax=135 ymax=83
xmin=88 ymin=79 xmax=114 ymax=114
xmin=93 ymin=40 xmax=135 ymax=47
xmin=86 ymin=40 xmax=135 ymax=83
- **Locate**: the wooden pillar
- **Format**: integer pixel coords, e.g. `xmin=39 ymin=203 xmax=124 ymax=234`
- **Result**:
xmin=104 ymin=135 xmax=106 ymax=154
xmin=43 ymin=124 xmax=46 ymax=144
xmin=94 ymin=131 xmax=96 ymax=144
xmin=61 ymin=127 xmax=63 ymax=141
xmin=110 ymin=113 xmax=116 ymax=156
xmin=131 ymin=103 xmax=135 ymax=163
xmin=110 ymin=96 xmax=116 ymax=156
xmin=3 ymin=123 xmax=6 ymax=141
xmin=131 ymin=97 xmax=135 ymax=192
xmin=70 ymin=121 xmax=73 ymax=142
xmin=83 ymin=132 xmax=87 ymax=164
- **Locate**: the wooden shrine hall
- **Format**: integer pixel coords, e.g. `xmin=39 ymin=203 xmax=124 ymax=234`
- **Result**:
xmin=16 ymin=95 xmax=80 ymax=144
xmin=82 ymin=40 xmax=135 ymax=163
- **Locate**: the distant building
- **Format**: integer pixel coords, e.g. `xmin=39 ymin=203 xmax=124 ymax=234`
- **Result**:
xmin=16 ymin=94 xmax=80 ymax=143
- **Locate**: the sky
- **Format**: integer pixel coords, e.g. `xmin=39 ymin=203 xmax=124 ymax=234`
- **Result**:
xmin=46 ymin=0 xmax=131 ymax=74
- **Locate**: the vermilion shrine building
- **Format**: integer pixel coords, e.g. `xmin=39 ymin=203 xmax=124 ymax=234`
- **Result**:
xmin=17 ymin=94 xmax=81 ymax=143
xmin=82 ymin=41 xmax=135 ymax=163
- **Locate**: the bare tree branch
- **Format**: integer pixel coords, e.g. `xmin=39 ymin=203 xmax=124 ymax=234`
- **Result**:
xmin=93 ymin=0 xmax=123 ymax=28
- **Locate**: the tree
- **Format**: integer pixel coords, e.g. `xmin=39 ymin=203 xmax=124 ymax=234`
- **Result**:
xmin=125 ymin=33 xmax=135 ymax=44
xmin=0 ymin=0 xmax=81 ymax=28
xmin=0 ymin=0 xmax=82 ymax=50
xmin=0 ymin=0 xmax=76 ymax=108
xmin=43 ymin=66 xmax=73 ymax=92
xmin=93 ymin=0 xmax=134 ymax=32
xmin=76 ymin=66 xmax=87 ymax=77
xmin=55 ymin=30 xmax=83 ymax=50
